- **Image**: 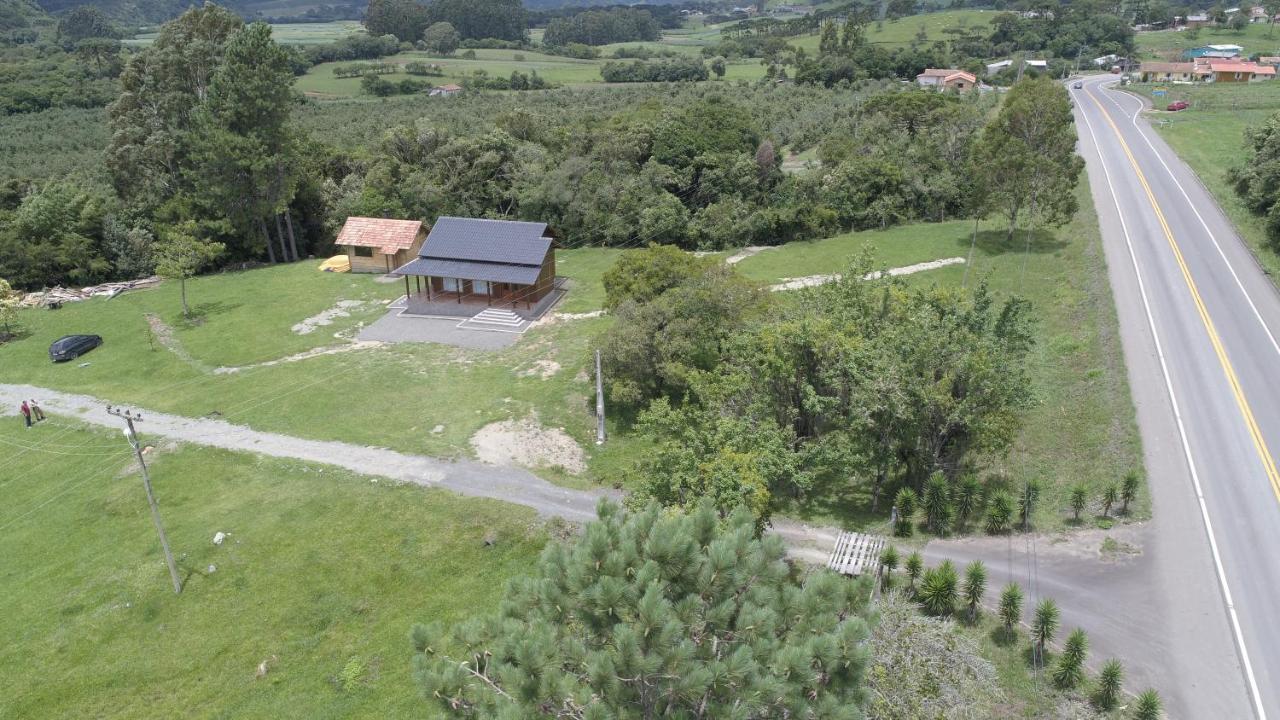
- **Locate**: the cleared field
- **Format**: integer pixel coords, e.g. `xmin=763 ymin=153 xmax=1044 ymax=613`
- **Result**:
xmin=295 ymin=49 xmax=767 ymax=97
xmin=125 ymin=20 xmax=363 ymax=46
xmin=790 ymin=8 xmax=998 ymax=52
xmin=1135 ymin=23 xmax=1280 ymax=59
xmin=0 ymin=422 xmax=544 ymax=718
xmin=1134 ymin=81 xmax=1280 ymax=281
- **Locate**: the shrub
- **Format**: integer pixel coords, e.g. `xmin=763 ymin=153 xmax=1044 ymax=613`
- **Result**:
xmin=985 ymin=490 xmax=1014 ymax=534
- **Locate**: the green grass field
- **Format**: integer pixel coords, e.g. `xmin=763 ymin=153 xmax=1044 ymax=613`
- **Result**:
xmin=790 ymin=8 xmax=997 ymax=53
xmin=1135 ymin=23 xmax=1280 ymax=59
xmin=294 ymin=48 xmax=767 ymax=97
xmin=1131 ymin=81 xmax=1280 ymax=281
xmin=0 ymin=421 xmax=545 ymax=718
xmin=125 ymin=20 xmax=363 ymax=46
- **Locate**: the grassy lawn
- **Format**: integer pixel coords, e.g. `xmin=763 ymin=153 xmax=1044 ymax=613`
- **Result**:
xmin=0 ymin=421 xmax=544 ymax=719
xmin=790 ymin=8 xmax=997 ymax=53
xmin=1133 ymin=81 xmax=1280 ymax=281
xmin=1135 ymin=23 xmax=1280 ymax=59
xmin=126 ymin=20 xmax=363 ymax=47
xmin=0 ymin=189 xmax=1139 ymax=533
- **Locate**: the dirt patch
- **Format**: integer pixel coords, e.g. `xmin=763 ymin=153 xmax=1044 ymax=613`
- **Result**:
xmin=292 ymin=300 xmax=368 ymax=335
xmin=537 ymin=310 xmax=604 ymax=326
xmin=770 ymin=257 xmax=967 ymax=292
xmin=518 ymin=359 xmax=561 ymax=379
xmin=145 ymin=314 xmax=210 ymax=371
xmin=470 ymin=417 xmax=587 ymax=474
xmin=213 ymin=341 xmax=383 ymax=375
xmin=724 ymin=246 xmax=775 ymax=265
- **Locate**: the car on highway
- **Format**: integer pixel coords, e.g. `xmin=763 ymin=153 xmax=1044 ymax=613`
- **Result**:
xmin=48 ymin=334 xmax=102 ymax=362
xmin=1167 ymin=100 xmax=1189 ymax=112
xmin=1072 ymin=81 xmax=1083 ymax=89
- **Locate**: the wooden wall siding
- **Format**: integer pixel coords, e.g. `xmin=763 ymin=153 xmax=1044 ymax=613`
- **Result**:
xmin=531 ymin=247 xmax=556 ymax=302
xmin=343 ymin=229 xmax=427 ymax=274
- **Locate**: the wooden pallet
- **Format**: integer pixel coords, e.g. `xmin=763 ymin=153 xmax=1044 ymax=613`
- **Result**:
xmin=827 ymin=531 xmax=885 ymax=577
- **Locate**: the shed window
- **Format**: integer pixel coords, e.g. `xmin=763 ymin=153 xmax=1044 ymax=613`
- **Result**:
xmin=473 ymin=280 xmax=489 ymax=295
xmin=353 ymin=246 xmax=374 ymax=257
xmin=442 ymin=277 xmax=461 ymax=292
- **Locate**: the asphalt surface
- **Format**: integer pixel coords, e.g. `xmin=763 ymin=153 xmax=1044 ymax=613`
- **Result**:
xmin=1067 ymin=75 xmax=1280 ymax=718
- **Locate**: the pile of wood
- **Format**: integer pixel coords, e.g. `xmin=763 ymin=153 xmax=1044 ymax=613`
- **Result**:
xmin=19 ymin=276 xmax=162 ymax=308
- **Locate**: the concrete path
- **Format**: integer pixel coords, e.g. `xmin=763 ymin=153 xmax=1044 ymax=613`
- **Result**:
xmin=0 ymin=384 xmax=612 ymax=523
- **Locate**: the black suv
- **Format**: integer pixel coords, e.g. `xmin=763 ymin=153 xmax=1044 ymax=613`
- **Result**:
xmin=49 ymin=334 xmax=102 ymax=362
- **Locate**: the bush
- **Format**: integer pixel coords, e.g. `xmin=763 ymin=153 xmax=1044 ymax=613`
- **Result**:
xmin=600 ymin=57 xmax=708 ymax=82
xmin=917 ymin=560 xmax=958 ymax=616
xmin=985 ymin=490 xmax=1014 ymax=534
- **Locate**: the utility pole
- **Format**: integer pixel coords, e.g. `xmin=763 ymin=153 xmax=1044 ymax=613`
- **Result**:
xmin=594 ymin=349 xmax=606 ymax=446
xmin=108 ymin=406 xmax=182 ymax=594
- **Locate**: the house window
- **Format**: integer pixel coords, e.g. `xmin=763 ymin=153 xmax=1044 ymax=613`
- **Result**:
xmin=473 ymin=280 xmax=489 ymax=295
xmin=441 ymin=277 xmax=461 ymax=293
xmin=353 ymin=246 xmax=374 ymax=257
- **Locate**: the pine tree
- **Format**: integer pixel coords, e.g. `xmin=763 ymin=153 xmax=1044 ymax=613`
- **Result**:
xmin=1134 ymin=688 xmax=1162 ymax=720
xmin=1070 ymin=484 xmax=1087 ymax=522
xmin=895 ymin=487 xmax=918 ymax=537
xmin=879 ymin=545 xmax=899 ymax=591
xmin=955 ymin=475 xmax=981 ymax=529
xmin=1121 ymin=470 xmax=1141 ymax=514
xmin=918 ymin=560 xmax=958 ymax=616
xmin=1052 ymin=628 xmax=1088 ymax=690
xmin=1032 ymin=598 xmax=1060 ymax=662
xmin=963 ymin=560 xmax=986 ymax=623
xmin=412 ymin=501 xmax=874 ymax=717
xmin=1093 ymin=659 xmax=1125 ymax=711
xmin=1102 ymin=483 xmax=1119 ymax=518
xmin=999 ymin=582 xmax=1023 ymax=634
xmin=905 ymin=551 xmax=924 ymax=593
xmin=923 ymin=472 xmax=952 ymax=534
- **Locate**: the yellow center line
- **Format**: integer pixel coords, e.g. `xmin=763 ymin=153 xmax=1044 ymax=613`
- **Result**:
xmin=1088 ymin=89 xmax=1280 ymax=503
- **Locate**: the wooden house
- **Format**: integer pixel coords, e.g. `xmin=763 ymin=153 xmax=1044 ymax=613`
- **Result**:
xmin=393 ymin=217 xmax=558 ymax=310
xmin=334 ymin=217 xmax=427 ymax=274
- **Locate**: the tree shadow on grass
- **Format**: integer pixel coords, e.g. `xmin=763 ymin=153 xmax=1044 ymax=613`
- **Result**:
xmin=955 ymin=228 xmax=1069 ymax=258
xmin=990 ymin=625 xmax=1019 ymax=648
xmin=0 ymin=328 xmax=34 ymax=344
xmin=175 ymin=300 xmax=242 ymax=328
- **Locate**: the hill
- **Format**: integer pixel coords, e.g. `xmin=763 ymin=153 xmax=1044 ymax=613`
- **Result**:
xmin=0 ymin=0 xmax=50 ymax=30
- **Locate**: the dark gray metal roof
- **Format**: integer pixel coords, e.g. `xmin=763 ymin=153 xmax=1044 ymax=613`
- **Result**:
xmin=393 ymin=257 xmax=542 ymax=285
xmin=420 ymin=217 xmax=551 ymax=266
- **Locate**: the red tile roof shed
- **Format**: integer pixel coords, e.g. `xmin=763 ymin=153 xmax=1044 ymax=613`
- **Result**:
xmin=335 ymin=217 xmax=423 ymax=254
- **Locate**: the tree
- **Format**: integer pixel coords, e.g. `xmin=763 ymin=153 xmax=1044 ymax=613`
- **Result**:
xmin=1134 ymin=689 xmax=1163 ymax=720
xmin=1102 ymin=483 xmax=1118 ymax=518
xmin=1093 ymin=659 xmax=1125 ymax=711
xmin=76 ymin=38 xmax=124 ymax=77
xmin=1070 ymin=484 xmax=1087 ymax=522
xmin=57 ymin=5 xmax=121 ymax=42
xmin=962 ymin=560 xmax=986 ymax=622
xmin=998 ymin=582 xmax=1023 ymax=634
xmin=905 ymin=550 xmax=924 ymax=593
xmin=153 ymin=223 xmax=224 ymax=317
xmin=923 ymin=472 xmax=952 ymax=534
xmin=411 ymin=501 xmax=874 ymax=718
xmin=1052 ymin=628 xmax=1088 ymax=689
xmin=600 ymin=244 xmax=716 ymax=310
xmin=364 ymin=0 xmax=431 ymax=42
xmin=895 ymin=487 xmax=919 ymax=536
xmin=1121 ymin=470 xmax=1141 ymax=514
xmin=1031 ymin=598 xmax=1060 ymax=663
xmin=880 ymin=545 xmax=899 ymax=591
xmin=971 ymin=76 xmax=1084 ymax=242
xmin=1018 ymin=478 xmax=1041 ymax=530
xmin=1229 ymin=11 xmax=1249 ymax=32
xmin=422 ymin=0 xmax=526 ymax=42
xmin=710 ymin=55 xmax=726 ymax=78
xmin=0 ymin=278 xmax=18 ymax=337
xmin=955 ymin=475 xmax=981 ymax=529
xmin=422 ymin=21 xmax=460 ymax=55
xmin=918 ymin=560 xmax=958 ymax=616
xmin=986 ymin=490 xmax=1014 ymax=534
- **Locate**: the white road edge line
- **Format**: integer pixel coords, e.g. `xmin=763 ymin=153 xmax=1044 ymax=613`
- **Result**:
xmin=1103 ymin=83 xmax=1280 ymax=361
xmin=1077 ymin=79 xmax=1267 ymax=720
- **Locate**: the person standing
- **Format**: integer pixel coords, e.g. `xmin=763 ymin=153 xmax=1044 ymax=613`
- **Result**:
xmin=29 ymin=399 xmax=44 ymax=422
xmin=20 ymin=400 xmax=31 ymax=429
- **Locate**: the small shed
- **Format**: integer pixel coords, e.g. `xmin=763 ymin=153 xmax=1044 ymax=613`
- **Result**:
xmin=915 ymin=68 xmax=977 ymax=91
xmin=429 ymin=83 xmax=463 ymax=97
xmin=334 ymin=217 xmax=427 ymax=274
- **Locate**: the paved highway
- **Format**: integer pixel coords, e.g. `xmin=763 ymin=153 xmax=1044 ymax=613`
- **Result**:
xmin=1073 ymin=75 xmax=1280 ymax=718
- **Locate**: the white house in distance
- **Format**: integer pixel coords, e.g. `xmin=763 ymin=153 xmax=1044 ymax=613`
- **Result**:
xmin=915 ymin=68 xmax=977 ymax=91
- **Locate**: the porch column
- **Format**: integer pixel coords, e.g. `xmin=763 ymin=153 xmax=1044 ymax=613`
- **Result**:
xmin=427 ymin=277 xmax=433 ymax=301
xmin=403 ymin=275 xmax=410 ymax=302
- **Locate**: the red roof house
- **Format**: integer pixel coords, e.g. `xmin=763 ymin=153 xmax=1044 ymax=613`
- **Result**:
xmin=915 ymin=68 xmax=977 ymax=91
xmin=334 ymin=217 xmax=428 ymax=274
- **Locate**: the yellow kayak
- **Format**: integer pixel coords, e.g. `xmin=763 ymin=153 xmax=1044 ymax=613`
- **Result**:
xmin=318 ymin=255 xmax=350 ymax=273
